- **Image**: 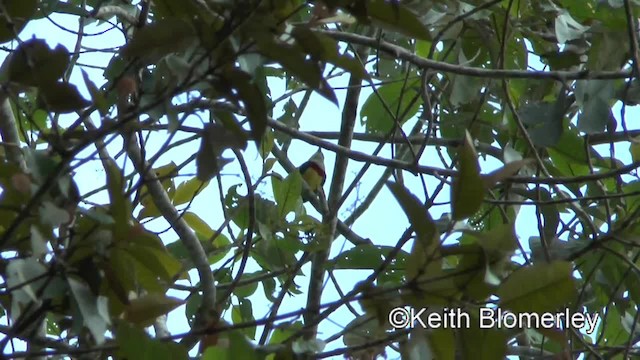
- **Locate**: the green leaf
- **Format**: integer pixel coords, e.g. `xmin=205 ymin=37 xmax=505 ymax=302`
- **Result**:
xmin=254 ymin=34 xmax=338 ymax=105
xmin=273 ymin=171 xmax=302 ymax=217
xmin=0 ymin=0 xmax=37 ymax=43
xmin=107 ymin=248 xmax=138 ymax=302
xmin=269 ymin=322 xmax=303 ymax=344
xmin=597 ymin=305 xmax=627 ymax=346
xmin=360 ymin=77 xmax=420 ymax=134
xmin=429 ymin=328 xmax=455 ymax=360
xmin=153 ymin=0 xmax=202 ymax=20
xmin=127 ymin=244 xmax=182 ymax=282
xmin=5 ymin=38 xmax=69 ymax=86
xmin=387 ymin=181 xmax=441 ymax=284
xmin=127 ymin=252 xmax=165 ymax=293
xmin=587 ymin=30 xmax=629 ymax=71
xmin=195 ymin=124 xmax=238 ymax=181
xmin=225 ymin=70 xmax=268 ymax=143
xmin=232 ymin=299 xmax=256 ymax=339
xmin=449 ymin=75 xmax=483 ymax=107
xmin=416 ymin=39 xmax=432 ymax=58
xmin=117 ymin=322 xmax=188 ymax=360
xmin=342 ymin=316 xmax=385 ymax=349
xmin=81 ymin=70 xmax=109 ymax=117
xmin=386 ymin=181 xmax=437 ymax=250
xmin=451 ymin=246 xmax=494 ymax=300
xmin=38 ymin=81 xmax=90 ymax=113
xmin=575 ymin=80 xmax=614 ymax=134
xmin=202 ymin=330 xmax=261 ymax=360
xmin=467 ymin=222 xmax=518 ymax=259
xmin=554 ymin=11 xmax=589 ymax=44
xmin=139 ymin=163 xmax=177 ymax=209
xmin=123 ymin=294 xmax=184 ymax=327
xmin=548 ymin=128 xmax=590 ymax=177
xmin=105 ymin=159 xmax=131 ymax=240
xmin=122 ymin=18 xmax=195 ymax=62
xmin=67 ymin=277 xmax=110 ymax=345
xmin=182 ymin=212 xmax=214 ymax=238
xmin=366 ymin=0 xmax=431 ymax=41
xmin=23 ymin=148 xmax=58 ymax=184
xmin=332 ymin=245 xmax=408 ymax=270
xmin=631 ymin=139 xmax=640 ymax=163
xmin=260 ymin=130 xmax=275 ymax=160
xmin=38 ymin=0 xmax=90 ymax=18
xmin=39 ymin=201 xmax=70 ymax=227
xmin=255 ymin=237 xmax=298 ymax=272
xmin=233 ymin=274 xmax=260 ymax=298
xmin=203 ymin=346 xmax=230 ymax=360
xmin=451 ymin=131 xmax=484 ymax=220
xmin=497 ymin=261 xmax=576 ymax=314
xmin=227 ymin=330 xmax=259 ymax=360
xmin=519 ymin=101 xmax=564 ymax=147
xmin=541 ymin=50 xmax=583 ymax=70
xmin=173 ymin=178 xmax=209 ymax=206
xmin=6 ymin=257 xmax=48 ymax=314
xmin=459 ymin=318 xmax=507 ymax=360
xmin=293 ymin=28 xmax=365 ymax=77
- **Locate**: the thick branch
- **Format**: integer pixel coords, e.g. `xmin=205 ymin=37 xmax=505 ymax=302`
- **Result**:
xmin=307 ymin=131 xmax=502 ymax=159
xmin=304 ymin=65 xmax=364 ymax=339
xmin=271 ymin=118 xmax=640 ymax=185
xmin=321 ymin=31 xmax=632 ymax=80
xmin=0 ymin=93 xmax=26 ymax=171
xmin=123 ymin=127 xmax=216 ymax=349
xmin=93 ymin=6 xmax=139 ymax=26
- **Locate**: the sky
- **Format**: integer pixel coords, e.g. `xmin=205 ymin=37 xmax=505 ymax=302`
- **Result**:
xmin=3 ymin=4 xmax=640 ymax=359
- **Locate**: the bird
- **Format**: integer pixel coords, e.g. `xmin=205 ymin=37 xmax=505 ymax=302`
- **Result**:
xmin=298 ymin=149 xmax=326 ymax=202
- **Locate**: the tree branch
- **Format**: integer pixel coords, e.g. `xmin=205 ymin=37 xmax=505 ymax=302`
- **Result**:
xmin=304 ymin=51 xmax=365 ymax=340
xmin=321 ymin=31 xmax=632 ymax=80
xmin=121 ymin=121 xmax=216 ymax=350
xmin=0 ymin=92 xmax=26 ymax=172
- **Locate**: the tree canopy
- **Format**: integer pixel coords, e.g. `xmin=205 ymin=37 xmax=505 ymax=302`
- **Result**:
xmin=1 ymin=0 xmax=640 ymax=359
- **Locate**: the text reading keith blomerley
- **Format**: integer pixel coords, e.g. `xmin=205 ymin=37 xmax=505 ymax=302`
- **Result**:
xmin=389 ymin=307 xmax=599 ymax=334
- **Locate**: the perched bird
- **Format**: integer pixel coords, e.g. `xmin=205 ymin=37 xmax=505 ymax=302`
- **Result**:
xmin=299 ymin=149 xmax=326 ymax=202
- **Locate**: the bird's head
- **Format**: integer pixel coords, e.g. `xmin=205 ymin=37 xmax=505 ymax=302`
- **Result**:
xmin=309 ymin=149 xmax=325 ymax=170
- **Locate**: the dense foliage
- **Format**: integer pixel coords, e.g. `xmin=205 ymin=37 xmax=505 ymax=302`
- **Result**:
xmin=1 ymin=0 xmax=640 ymax=359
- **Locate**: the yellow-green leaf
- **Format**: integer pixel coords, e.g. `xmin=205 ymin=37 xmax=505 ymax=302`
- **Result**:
xmin=182 ymin=211 xmax=214 ymax=238
xmin=429 ymin=328 xmax=455 ymax=360
xmin=117 ymin=322 xmax=188 ymax=360
xmin=451 ymin=131 xmax=484 ymax=220
xmin=173 ymin=177 xmax=209 ymax=206
xmin=497 ymin=261 xmax=576 ymax=314
xmin=224 ymin=69 xmax=268 ymax=144
xmin=459 ymin=318 xmax=507 ymax=360
xmin=38 ymin=81 xmax=90 ymax=113
xmin=6 ymin=38 xmax=68 ymax=86
xmin=630 ymin=138 xmax=640 ymax=163
xmin=273 ymin=171 xmax=302 ymax=217
xmin=123 ymin=294 xmax=184 ymax=327
xmin=367 ymin=0 xmax=431 ymax=41
xmin=0 ymin=0 xmax=37 ymax=43
xmin=360 ymin=77 xmax=421 ymax=134
xmin=122 ymin=18 xmax=195 ymax=62
xmin=254 ymin=34 xmax=338 ymax=105
xmin=82 ymin=69 xmax=109 ymax=117
xmin=127 ymin=245 xmax=182 ymax=282
xmin=386 ymin=181 xmax=436 ymax=250
xmin=105 ymin=159 xmax=131 ymax=240
xmin=108 ymin=248 xmax=137 ymax=297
